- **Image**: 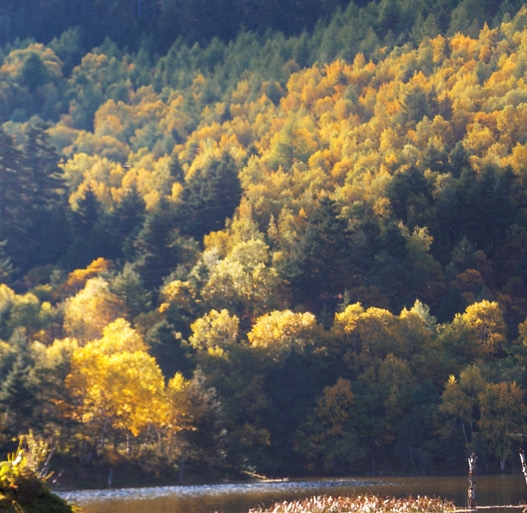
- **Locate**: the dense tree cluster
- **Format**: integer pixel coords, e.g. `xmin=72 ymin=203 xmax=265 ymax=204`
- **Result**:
xmin=1 ymin=0 xmax=515 ymax=53
xmin=2 ymin=0 xmax=527 ymax=481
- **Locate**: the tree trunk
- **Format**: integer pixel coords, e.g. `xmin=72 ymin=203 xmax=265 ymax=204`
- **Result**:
xmin=461 ymin=417 xmax=468 ymax=445
xmin=467 ymin=452 xmax=477 ymax=510
xmin=519 ymin=449 xmax=527 ymax=486
xmin=179 ymin=454 xmax=187 ymax=484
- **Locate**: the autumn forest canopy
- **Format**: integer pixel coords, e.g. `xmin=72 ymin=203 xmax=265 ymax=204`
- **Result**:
xmin=2 ymin=0 xmax=527 ymax=481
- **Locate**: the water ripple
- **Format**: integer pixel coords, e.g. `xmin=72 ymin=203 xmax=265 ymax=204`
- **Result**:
xmin=57 ymin=479 xmax=380 ymax=505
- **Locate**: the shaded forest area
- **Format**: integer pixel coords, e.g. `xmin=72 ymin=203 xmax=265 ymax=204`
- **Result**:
xmin=0 ymin=0 xmax=357 ymax=51
xmin=0 ymin=1 xmax=520 ymax=59
xmin=2 ymin=0 xmax=527 ymax=481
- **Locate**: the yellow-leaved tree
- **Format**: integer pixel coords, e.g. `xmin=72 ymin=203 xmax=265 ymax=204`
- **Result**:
xmin=452 ymin=300 xmax=507 ymax=360
xmin=202 ymin=238 xmax=284 ymax=319
xmin=439 ymin=364 xmax=486 ymax=447
xmin=62 ymin=276 xmax=125 ymax=344
xmin=66 ymin=318 xmax=166 ymax=456
xmin=478 ymin=381 xmax=527 ymax=471
xmin=247 ymin=310 xmax=318 ymax=361
xmin=189 ymin=309 xmax=240 ymax=354
xmin=155 ymin=371 xmax=193 ymax=472
xmin=332 ymin=303 xmax=404 ymax=370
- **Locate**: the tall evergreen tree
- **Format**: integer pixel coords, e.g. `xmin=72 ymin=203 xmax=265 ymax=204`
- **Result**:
xmin=0 ymin=240 xmax=15 ymax=284
xmin=387 ymin=167 xmax=435 ymax=229
xmin=291 ymin=197 xmax=351 ymax=315
xmin=0 ymin=329 xmax=37 ymax=434
xmin=24 ymin=123 xmax=70 ymax=268
xmin=133 ymin=200 xmax=180 ymax=290
xmin=0 ymin=128 xmax=32 ymax=271
xmin=146 ymin=319 xmax=193 ymax=378
xmin=64 ymin=186 xmax=103 ymax=269
xmin=0 ymin=357 xmax=38 ymax=434
xmin=179 ymin=153 xmax=242 ymax=241
xmin=177 ymin=369 xmax=229 ymax=473
xmin=24 ymin=124 xmax=66 ymax=213
xmin=103 ymin=185 xmax=146 ymax=261
xmin=110 ymin=263 xmax=152 ymax=318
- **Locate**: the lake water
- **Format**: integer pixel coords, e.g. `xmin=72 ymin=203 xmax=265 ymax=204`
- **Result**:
xmin=58 ymin=475 xmax=527 ymax=513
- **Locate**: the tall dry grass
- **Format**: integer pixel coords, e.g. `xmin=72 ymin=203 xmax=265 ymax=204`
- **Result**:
xmin=248 ymin=494 xmax=456 ymax=513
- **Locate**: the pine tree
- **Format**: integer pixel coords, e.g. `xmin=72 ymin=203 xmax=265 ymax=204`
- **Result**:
xmin=386 ymin=167 xmax=434 ymax=229
xmin=0 ymin=240 xmax=15 ymax=284
xmin=0 ymin=358 xmax=37 ymax=433
xmin=110 ymin=263 xmax=152 ymax=318
xmin=104 ymin=185 xmax=146 ymax=260
xmin=0 ymin=329 xmax=37 ymax=434
xmin=24 ymin=123 xmax=66 ymax=214
xmin=20 ymin=52 xmax=49 ymax=94
xmin=169 ymin=153 xmax=185 ymax=182
xmin=179 ymin=153 xmax=242 ymax=240
xmin=24 ymin=123 xmax=70 ymax=267
xmin=64 ymin=186 xmax=103 ymax=269
xmin=0 ymin=128 xmax=32 ymax=271
xmin=133 ymin=200 xmax=180 ymax=290
xmin=146 ymin=320 xmax=193 ymax=378
xmin=291 ymin=197 xmax=351 ymax=315
xmin=177 ymin=369 xmax=229 ymax=472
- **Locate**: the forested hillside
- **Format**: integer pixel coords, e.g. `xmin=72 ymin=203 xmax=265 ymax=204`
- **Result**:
xmin=2 ymin=0 xmax=527 ymax=481
xmin=1 ymin=0 xmax=512 ymax=53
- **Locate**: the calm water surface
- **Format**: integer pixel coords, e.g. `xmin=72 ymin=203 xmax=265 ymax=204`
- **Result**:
xmin=59 ymin=475 xmax=527 ymax=513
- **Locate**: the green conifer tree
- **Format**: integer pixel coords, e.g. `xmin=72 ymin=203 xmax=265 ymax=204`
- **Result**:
xmin=179 ymin=153 xmax=242 ymax=240
xmin=133 ymin=200 xmax=180 ymax=290
xmin=291 ymin=197 xmax=351 ymax=315
xmin=0 ymin=128 xmax=32 ymax=272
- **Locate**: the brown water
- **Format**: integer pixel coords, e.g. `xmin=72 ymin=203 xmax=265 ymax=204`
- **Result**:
xmin=59 ymin=475 xmax=527 ymax=513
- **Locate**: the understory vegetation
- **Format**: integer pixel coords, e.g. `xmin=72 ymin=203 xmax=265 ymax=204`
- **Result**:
xmin=0 ymin=434 xmax=75 ymax=512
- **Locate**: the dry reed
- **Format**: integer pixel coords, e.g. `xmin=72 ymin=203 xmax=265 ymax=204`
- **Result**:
xmin=248 ymin=494 xmax=456 ymax=513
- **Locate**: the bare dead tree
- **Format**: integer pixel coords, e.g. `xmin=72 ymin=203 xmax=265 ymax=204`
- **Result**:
xmin=520 ymin=449 xmax=527 ymax=487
